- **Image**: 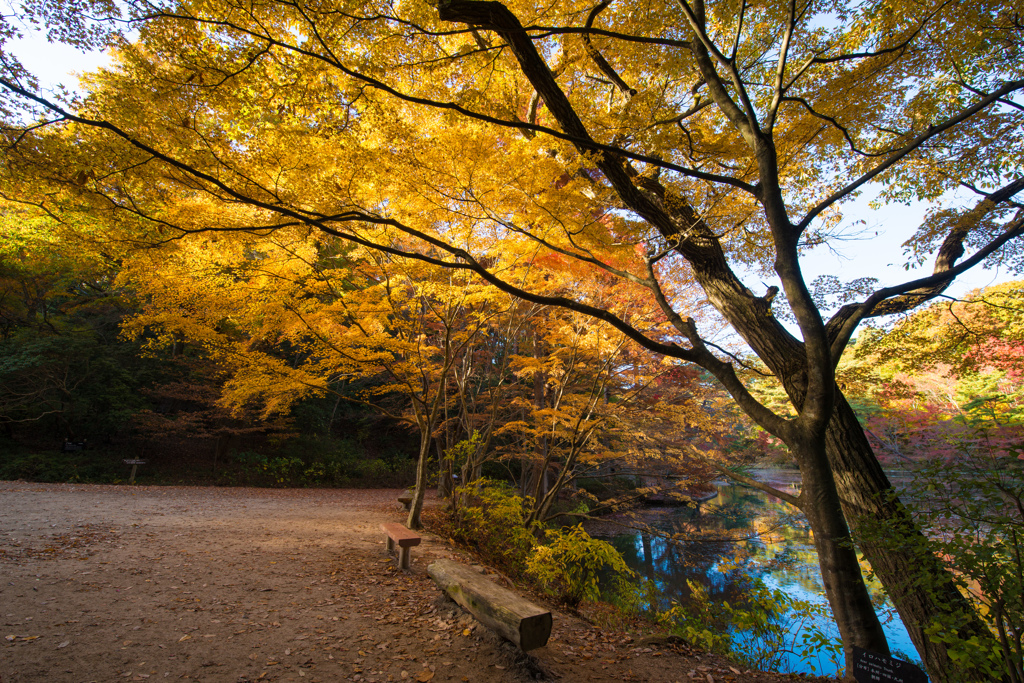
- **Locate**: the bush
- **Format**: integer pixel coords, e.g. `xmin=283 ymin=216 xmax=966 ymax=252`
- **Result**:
xmin=442 ymin=480 xmax=639 ymax=611
xmin=0 ymin=449 xmax=121 ymax=483
xmin=906 ymin=455 xmax=1023 ymax=681
xmin=448 ymin=478 xmax=537 ymax=575
xmin=526 ymin=523 xmax=637 ymax=608
xmin=656 ymin=576 xmax=841 ymax=674
xmin=232 ymin=440 xmax=415 ymax=488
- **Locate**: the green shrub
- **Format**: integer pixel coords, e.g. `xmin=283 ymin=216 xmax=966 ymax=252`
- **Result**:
xmin=656 ymin=577 xmax=841 ymax=673
xmin=526 ymin=523 xmax=636 ymax=608
xmin=900 ymin=456 xmax=1023 ymax=681
xmin=232 ymin=442 xmax=415 ymax=488
xmin=449 ymin=478 xmax=536 ymax=574
xmin=0 ymin=450 xmax=121 ymax=483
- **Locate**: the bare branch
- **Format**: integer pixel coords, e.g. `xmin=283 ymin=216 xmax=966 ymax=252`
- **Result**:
xmin=780 ymin=96 xmax=880 ymax=157
xmin=718 ymin=465 xmax=803 ymax=509
xmin=674 ymin=0 xmax=762 ymax=138
xmin=799 ymin=80 xmax=1024 ymax=231
xmin=766 ymin=0 xmax=797 ymax=131
xmin=826 ymin=178 xmax=1024 ymax=358
xmin=581 ymin=1 xmax=636 ymax=99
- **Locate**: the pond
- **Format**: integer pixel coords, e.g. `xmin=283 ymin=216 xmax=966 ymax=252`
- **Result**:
xmin=587 ymin=470 xmax=920 ymax=676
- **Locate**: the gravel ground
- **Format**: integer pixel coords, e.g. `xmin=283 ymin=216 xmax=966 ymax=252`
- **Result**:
xmin=0 ymin=482 xmax=832 ymax=683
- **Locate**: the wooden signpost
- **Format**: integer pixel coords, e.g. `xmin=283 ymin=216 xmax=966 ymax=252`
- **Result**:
xmin=123 ymin=459 xmax=147 ymax=484
xmin=852 ymin=646 xmax=928 ymax=683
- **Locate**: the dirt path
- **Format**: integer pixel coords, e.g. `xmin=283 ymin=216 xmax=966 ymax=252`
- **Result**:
xmin=0 ymin=482 xmax=824 ymax=682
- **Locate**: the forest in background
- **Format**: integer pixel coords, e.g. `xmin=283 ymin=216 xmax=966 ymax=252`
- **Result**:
xmin=0 ymin=211 xmax=727 ymax=507
xmin=3 ymin=215 xmax=1021 ymax=496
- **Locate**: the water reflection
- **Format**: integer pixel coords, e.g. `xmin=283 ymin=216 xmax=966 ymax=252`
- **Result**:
xmin=588 ymin=472 xmax=917 ymax=676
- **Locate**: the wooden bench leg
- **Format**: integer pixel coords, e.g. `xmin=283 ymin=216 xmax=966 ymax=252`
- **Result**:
xmin=385 ymin=537 xmax=411 ymax=570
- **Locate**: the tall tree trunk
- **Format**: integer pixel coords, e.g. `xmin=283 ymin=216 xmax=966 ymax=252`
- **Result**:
xmin=722 ymin=303 xmax=992 ymax=682
xmin=826 ymin=394 xmax=992 ymax=682
xmin=432 ymin=4 xmax=952 ymax=671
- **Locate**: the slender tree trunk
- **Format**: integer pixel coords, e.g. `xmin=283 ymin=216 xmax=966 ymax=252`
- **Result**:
xmin=791 ymin=438 xmax=890 ymax=678
xmin=528 ymin=437 xmax=550 ymax=504
xmin=436 ymin=437 xmax=453 ymax=500
xmin=641 ymin=533 xmax=655 ymax=581
xmin=527 ymin=335 xmax=549 ymax=507
xmin=407 ymin=431 xmax=432 ymax=530
xmin=326 ymin=391 xmax=342 ymax=438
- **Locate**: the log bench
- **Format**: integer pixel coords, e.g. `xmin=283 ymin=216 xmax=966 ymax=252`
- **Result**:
xmin=427 ymin=558 xmax=552 ymax=651
xmin=381 ymin=522 xmax=421 ymax=570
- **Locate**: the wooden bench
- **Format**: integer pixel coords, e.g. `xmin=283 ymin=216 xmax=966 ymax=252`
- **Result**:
xmin=381 ymin=522 xmax=421 ymax=570
xmin=427 ymin=559 xmax=552 ymax=651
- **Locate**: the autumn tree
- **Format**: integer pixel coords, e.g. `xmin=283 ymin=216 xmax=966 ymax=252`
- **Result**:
xmin=117 ymin=226 xmax=522 ymax=526
xmin=2 ymin=0 xmax=1023 ymax=677
xmin=839 ymin=282 xmax=1024 ymax=463
xmin=494 ymin=272 xmax=723 ymax=525
xmin=837 ymin=285 xmax=1024 ymax=679
xmin=116 ymin=220 xmax=712 ymax=526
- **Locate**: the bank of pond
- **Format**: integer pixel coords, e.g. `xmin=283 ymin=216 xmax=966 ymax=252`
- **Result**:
xmin=586 ymin=470 xmax=918 ymax=677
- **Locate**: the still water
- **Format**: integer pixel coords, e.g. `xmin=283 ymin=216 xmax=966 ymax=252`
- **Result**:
xmin=588 ymin=470 xmax=918 ymax=676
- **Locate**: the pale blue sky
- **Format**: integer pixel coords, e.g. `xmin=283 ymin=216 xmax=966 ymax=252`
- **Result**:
xmin=5 ymin=30 xmax=112 ymax=91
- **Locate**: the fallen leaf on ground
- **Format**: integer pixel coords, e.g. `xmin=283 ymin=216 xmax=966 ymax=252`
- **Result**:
xmin=178 ymin=635 xmax=191 ymax=642
xmin=416 ymin=670 xmax=434 ymax=682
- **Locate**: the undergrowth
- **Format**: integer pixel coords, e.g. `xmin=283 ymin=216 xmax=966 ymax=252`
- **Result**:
xmin=425 ymin=476 xmax=845 ymax=676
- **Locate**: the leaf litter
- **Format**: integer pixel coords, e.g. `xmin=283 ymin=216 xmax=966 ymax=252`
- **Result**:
xmin=1 ymin=482 xmax=829 ymax=682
